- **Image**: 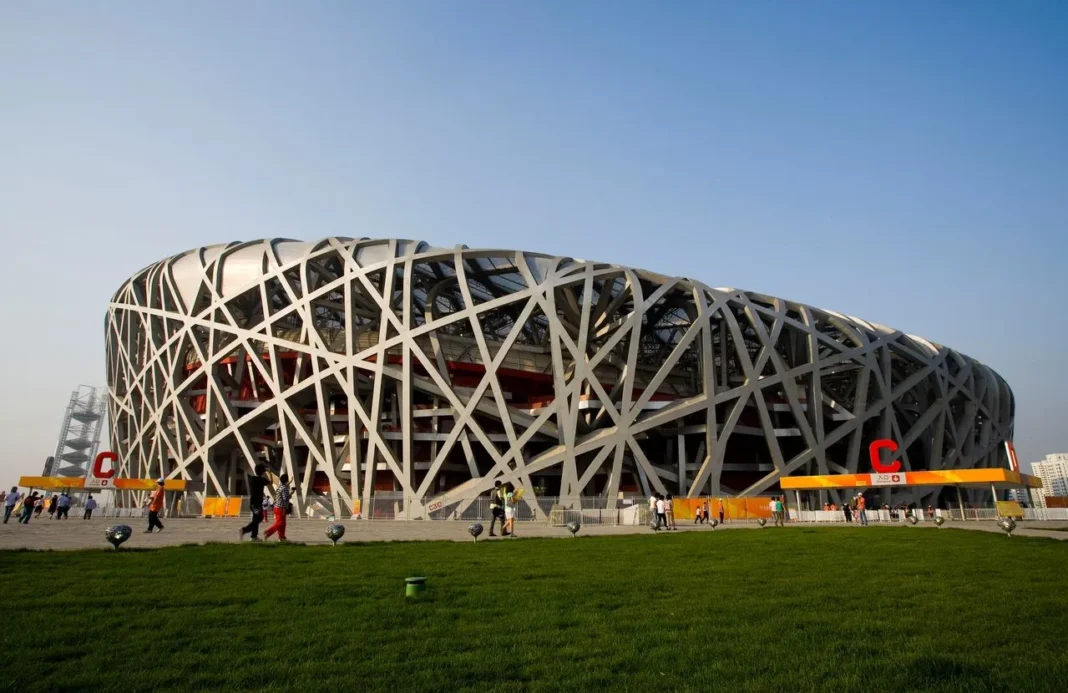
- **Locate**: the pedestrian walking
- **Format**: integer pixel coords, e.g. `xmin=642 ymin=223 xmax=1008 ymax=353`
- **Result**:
xmin=83 ymin=495 xmax=97 ymax=520
xmin=264 ymin=474 xmax=291 ymax=541
xmin=843 ymin=502 xmax=853 ymax=523
xmin=33 ymin=495 xmax=45 ymax=519
xmin=3 ymin=487 xmax=20 ymax=524
xmin=655 ymin=494 xmax=667 ymax=529
xmin=56 ymin=493 xmax=72 ymax=519
xmin=20 ymin=493 xmax=40 ymax=524
xmin=718 ymin=501 xmax=725 ymax=525
xmin=857 ymin=494 xmax=868 ymax=526
xmin=775 ymin=496 xmax=786 ymax=526
xmin=665 ymin=494 xmax=676 ymax=529
xmin=503 ymin=483 xmax=518 ymax=537
xmin=239 ymin=464 xmax=269 ymax=541
xmin=144 ymin=478 xmax=166 ymax=533
xmin=488 ymin=480 xmax=506 ymax=537
xmin=47 ymin=494 xmax=58 ymax=519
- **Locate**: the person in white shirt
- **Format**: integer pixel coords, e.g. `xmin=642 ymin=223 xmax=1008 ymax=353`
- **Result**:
xmin=4 ymin=487 xmax=20 ymax=524
xmin=648 ymin=495 xmax=657 ymax=525
xmin=655 ymin=495 xmax=666 ymax=529
xmin=84 ymin=495 xmax=98 ymax=520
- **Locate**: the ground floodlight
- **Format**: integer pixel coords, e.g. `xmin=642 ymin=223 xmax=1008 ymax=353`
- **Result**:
xmin=326 ymin=523 xmax=346 ymax=546
xmin=105 ymin=525 xmax=132 ymax=550
xmin=468 ymin=523 xmax=484 ymax=542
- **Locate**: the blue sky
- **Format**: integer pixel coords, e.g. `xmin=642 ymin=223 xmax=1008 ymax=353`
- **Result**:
xmin=0 ymin=1 xmax=1065 ymax=481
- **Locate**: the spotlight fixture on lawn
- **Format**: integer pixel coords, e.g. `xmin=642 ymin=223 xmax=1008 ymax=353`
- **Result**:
xmin=998 ymin=518 xmax=1017 ymax=537
xmin=649 ymin=520 xmax=661 ymax=532
xmin=468 ymin=523 xmax=484 ymax=542
xmin=566 ymin=520 xmax=581 ymax=537
xmin=758 ymin=518 xmax=767 ymax=528
xmin=908 ymin=515 xmax=919 ymax=526
xmin=710 ymin=519 xmax=719 ymax=530
xmin=934 ymin=516 xmax=945 ymax=528
xmin=105 ymin=525 xmax=132 ymax=550
xmin=326 ymin=523 xmax=346 ymax=546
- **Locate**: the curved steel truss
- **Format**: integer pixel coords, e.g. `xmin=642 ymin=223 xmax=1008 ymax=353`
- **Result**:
xmin=106 ymin=238 xmax=1014 ymax=516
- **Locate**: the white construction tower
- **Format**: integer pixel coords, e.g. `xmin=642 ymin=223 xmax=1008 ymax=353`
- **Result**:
xmin=52 ymin=386 xmax=108 ymax=478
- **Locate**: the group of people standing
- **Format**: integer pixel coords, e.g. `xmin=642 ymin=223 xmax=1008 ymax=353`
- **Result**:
xmin=768 ymin=496 xmax=787 ymax=527
xmin=2 ymin=487 xmax=99 ymax=524
xmin=825 ymin=494 xmax=869 ymax=525
xmin=238 ymin=464 xmax=292 ymax=542
xmin=693 ymin=501 xmax=724 ymax=525
xmin=649 ymin=493 xmax=677 ymax=529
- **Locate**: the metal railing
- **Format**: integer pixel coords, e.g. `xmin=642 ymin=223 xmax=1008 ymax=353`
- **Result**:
xmin=76 ymin=492 xmax=1068 ymax=525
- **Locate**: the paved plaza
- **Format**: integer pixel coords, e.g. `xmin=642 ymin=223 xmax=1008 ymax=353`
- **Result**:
xmin=1 ymin=516 xmax=1066 ymax=550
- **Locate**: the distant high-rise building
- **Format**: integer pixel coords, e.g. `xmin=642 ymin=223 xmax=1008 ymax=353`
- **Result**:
xmin=1030 ymin=453 xmax=1068 ymax=508
xmin=1006 ymin=488 xmax=1031 ymax=506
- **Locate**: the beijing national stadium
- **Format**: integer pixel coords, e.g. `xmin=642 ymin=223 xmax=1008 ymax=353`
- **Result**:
xmin=104 ymin=238 xmax=1015 ymax=518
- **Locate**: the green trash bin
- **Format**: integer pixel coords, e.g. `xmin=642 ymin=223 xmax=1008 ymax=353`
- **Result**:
xmin=405 ymin=576 xmax=427 ymax=597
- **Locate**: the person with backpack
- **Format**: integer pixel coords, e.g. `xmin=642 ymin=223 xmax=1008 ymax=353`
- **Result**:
xmin=20 ymin=492 xmax=40 ymax=524
xmin=488 ymin=480 xmax=506 ymax=537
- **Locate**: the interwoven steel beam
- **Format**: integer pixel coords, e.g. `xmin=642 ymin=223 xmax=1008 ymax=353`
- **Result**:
xmin=105 ymin=238 xmax=1014 ymax=516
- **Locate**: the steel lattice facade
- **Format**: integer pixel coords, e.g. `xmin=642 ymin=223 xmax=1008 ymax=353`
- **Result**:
xmin=105 ymin=238 xmax=1014 ymax=516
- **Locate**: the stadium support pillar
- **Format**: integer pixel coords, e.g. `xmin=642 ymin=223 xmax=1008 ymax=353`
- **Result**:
xmin=992 ymin=483 xmax=998 ymax=518
xmin=956 ymin=486 xmax=966 ymax=521
xmin=677 ymin=434 xmax=686 ymax=495
xmin=795 ymin=490 xmax=802 ymax=519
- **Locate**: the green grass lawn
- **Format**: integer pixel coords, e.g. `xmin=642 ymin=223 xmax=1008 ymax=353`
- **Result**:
xmin=2 ymin=528 xmax=1066 ymax=692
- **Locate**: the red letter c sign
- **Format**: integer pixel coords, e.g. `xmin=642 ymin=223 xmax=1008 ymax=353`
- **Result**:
xmin=869 ymin=439 xmax=901 ymax=473
xmin=93 ymin=451 xmax=118 ymax=479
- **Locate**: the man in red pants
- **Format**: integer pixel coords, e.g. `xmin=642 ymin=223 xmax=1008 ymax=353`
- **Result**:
xmin=264 ymin=473 xmax=291 ymax=542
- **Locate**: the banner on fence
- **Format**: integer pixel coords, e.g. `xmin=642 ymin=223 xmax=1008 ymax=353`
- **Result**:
xmin=995 ymin=501 xmax=1024 ymax=519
